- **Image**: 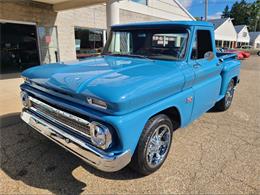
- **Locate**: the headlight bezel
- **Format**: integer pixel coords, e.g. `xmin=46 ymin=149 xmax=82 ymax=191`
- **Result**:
xmin=22 ymin=76 xmax=32 ymax=85
xmin=20 ymin=91 xmax=31 ymax=108
xmin=89 ymin=121 xmax=112 ymax=150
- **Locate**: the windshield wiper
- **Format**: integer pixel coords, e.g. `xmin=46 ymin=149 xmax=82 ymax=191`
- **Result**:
xmin=122 ymin=54 xmax=154 ymax=61
xmin=103 ymin=53 xmax=154 ymax=61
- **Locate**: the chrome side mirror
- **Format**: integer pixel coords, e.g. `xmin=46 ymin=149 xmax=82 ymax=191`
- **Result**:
xmin=204 ymin=51 xmax=215 ymax=61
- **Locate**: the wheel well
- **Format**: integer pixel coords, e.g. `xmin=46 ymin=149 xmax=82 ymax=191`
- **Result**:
xmin=232 ymin=76 xmax=239 ymax=86
xmin=151 ymin=107 xmax=181 ymax=130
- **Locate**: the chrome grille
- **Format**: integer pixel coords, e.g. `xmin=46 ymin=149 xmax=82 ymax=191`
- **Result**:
xmin=29 ymin=97 xmax=91 ymax=138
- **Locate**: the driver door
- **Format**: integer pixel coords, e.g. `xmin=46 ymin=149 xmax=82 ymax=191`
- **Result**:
xmin=190 ymin=27 xmax=222 ymax=120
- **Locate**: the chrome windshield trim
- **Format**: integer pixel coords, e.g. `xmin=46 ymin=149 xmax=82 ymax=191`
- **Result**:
xmin=29 ymin=96 xmax=91 ymax=138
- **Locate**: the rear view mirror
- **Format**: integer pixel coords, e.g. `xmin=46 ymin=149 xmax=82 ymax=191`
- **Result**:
xmin=204 ymin=51 xmax=215 ymax=61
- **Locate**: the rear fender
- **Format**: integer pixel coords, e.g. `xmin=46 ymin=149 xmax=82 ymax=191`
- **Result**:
xmin=220 ymin=60 xmax=241 ymax=96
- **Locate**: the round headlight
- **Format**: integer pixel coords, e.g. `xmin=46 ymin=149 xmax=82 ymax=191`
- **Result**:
xmin=20 ymin=91 xmax=31 ymax=108
xmin=89 ymin=121 xmax=112 ymax=149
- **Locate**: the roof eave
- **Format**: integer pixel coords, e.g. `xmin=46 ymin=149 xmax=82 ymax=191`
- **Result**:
xmin=173 ymin=0 xmax=195 ymax=21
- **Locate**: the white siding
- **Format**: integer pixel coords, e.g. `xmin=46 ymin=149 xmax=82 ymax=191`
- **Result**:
xmin=117 ymin=0 xmax=194 ymax=22
xmin=237 ymin=26 xmax=250 ymax=43
xmin=215 ymin=19 xmax=237 ymax=41
xmin=252 ymin=35 xmax=260 ymax=48
xmin=148 ymin=0 xmax=194 ymax=20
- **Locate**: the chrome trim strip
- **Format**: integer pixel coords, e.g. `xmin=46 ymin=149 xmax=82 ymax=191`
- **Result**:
xmin=29 ymin=96 xmax=91 ymax=138
xmin=21 ymin=110 xmax=131 ymax=172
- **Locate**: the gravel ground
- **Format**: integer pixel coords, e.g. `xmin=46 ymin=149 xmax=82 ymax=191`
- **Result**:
xmin=0 ymin=56 xmax=260 ymax=194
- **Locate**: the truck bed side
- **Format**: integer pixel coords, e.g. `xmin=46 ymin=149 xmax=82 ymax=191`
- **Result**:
xmin=217 ymin=53 xmax=241 ymax=100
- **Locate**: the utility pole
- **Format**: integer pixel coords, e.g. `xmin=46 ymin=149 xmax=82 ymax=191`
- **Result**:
xmin=255 ymin=16 xmax=259 ymax=32
xmin=205 ymin=0 xmax=208 ymax=21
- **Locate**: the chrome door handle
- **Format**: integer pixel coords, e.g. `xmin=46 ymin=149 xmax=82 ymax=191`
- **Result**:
xmin=193 ymin=64 xmax=201 ymax=69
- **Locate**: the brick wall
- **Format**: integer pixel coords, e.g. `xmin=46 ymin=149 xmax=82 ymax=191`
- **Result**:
xmin=0 ymin=1 xmax=56 ymax=25
xmin=55 ymin=5 xmax=107 ymax=61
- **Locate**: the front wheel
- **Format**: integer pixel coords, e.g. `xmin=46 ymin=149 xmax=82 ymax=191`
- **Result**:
xmin=215 ymin=79 xmax=235 ymax=111
xmin=257 ymin=51 xmax=260 ymax=56
xmin=129 ymin=114 xmax=173 ymax=175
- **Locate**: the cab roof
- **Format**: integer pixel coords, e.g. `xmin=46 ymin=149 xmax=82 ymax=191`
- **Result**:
xmin=111 ymin=21 xmax=213 ymax=30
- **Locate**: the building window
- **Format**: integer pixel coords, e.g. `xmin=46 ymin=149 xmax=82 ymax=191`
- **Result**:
xmin=131 ymin=0 xmax=148 ymax=5
xmin=74 ymin=27 xmax=105 ymax=59
xmin=242 ymin=32 xmax=247 ymax=37
xmin=0 ymin=22 xmax=40 ymax=75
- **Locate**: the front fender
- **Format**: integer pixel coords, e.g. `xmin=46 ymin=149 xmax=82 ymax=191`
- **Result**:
xmin=105 ymin=87 xmax=194 ymax=154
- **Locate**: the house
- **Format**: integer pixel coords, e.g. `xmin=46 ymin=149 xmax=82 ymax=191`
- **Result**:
xmin=209 ymin=18 xmax=237 ymax=48
xmin=0 ymin=0 xmax=195 ymax=76
xmin=249 ymin=32 xmax=260 ymax=49
xmin=234 ymin=25 xmax=250 ymax=47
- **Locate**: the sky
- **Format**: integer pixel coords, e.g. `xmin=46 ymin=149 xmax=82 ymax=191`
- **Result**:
xmin=181 ymin=0 xmax=256 ymax=19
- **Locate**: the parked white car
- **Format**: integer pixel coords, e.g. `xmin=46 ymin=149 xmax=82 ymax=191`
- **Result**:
xmin=239 ymin=45 xmax=253 ymax=50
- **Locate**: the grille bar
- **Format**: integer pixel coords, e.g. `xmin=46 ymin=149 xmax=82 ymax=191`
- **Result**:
xmin=29 ymin=97 xmax=91 ymax=138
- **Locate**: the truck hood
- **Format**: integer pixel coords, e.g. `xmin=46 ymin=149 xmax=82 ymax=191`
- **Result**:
xmin=22 ymin=56 xmax=185 ymax=114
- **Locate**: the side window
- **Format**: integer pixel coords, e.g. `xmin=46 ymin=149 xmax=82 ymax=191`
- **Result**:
xmin=191 ymin=30 xmax=213 ymax=60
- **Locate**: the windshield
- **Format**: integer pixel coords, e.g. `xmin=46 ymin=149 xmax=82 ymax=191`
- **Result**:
xmin=103 ymin=28 xmax=189 ymax=61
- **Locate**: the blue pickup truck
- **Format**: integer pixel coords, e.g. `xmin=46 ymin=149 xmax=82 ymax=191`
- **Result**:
xmin=20 ymin=21 xmax=240 ymax=175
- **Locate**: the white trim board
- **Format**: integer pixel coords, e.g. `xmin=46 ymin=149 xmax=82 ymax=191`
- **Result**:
xmin=173 ymin=0 xmax=195 ymax=20
xmin=0 ymin=19 xmax=36 ymax=25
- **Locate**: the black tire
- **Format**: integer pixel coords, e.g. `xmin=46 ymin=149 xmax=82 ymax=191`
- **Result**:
xmin=257 ymin=51 xmax=260 ymax=56
xmin=215 ymin=79 xmax=235 ymax=111
xmin=129 ymin=114 xmax=173 ymax=175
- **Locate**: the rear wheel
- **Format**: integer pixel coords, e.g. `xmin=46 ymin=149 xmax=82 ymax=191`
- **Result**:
xmin=215 ymin=79 xmax=235 ymax=111
xmin=257 ymin=51 xmax=260 ymax=56
xmin=129 ymin=114 xmax=173 ymax=175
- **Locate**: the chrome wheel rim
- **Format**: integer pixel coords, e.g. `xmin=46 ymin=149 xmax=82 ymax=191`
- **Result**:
xmin=146 ymin=124 xmax=171 ymax=168
xmin=225 ymin=82 xmax=234 ymax=108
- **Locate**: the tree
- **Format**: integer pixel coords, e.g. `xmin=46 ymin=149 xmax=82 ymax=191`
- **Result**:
xmin=221 ymin=5 xmax=230 ymax=18
xmin=248 ymin=0 xmax=260 ymax=31
xmin=223 ymin=0 xmax=260 ymax=31
xmin=230 ymin=0 xmax=250 ymax=25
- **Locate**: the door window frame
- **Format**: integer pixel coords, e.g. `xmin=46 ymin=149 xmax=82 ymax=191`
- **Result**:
xmin=188 ymin=26 xmax=217 ymax=63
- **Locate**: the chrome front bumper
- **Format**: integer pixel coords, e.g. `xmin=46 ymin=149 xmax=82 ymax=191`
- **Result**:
xmin=21 ymin=110 xmax=131 ymax=172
